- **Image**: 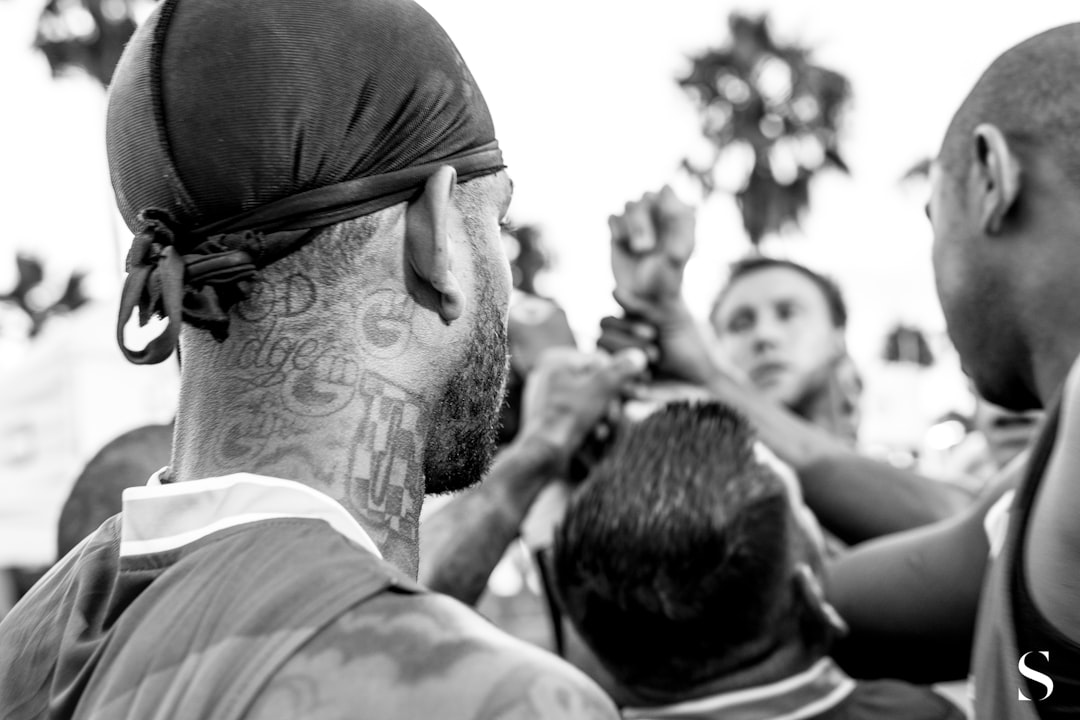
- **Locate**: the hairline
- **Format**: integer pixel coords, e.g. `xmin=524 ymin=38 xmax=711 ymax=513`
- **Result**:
xmin=710 ymin=258 xmax=848 ymax=331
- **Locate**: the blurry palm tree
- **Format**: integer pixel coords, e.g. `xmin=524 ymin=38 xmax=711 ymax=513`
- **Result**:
xmin=679 ymin=13 xmax=852 ymax=246
xmin=1 ymin=255 xmax=90 ymax=338
xmin=35 ymin=0 xmax=150 ymax=86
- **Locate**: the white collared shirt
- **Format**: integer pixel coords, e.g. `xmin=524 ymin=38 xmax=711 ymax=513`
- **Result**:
xmin=120 ymin=471 xmax=382 ymax=559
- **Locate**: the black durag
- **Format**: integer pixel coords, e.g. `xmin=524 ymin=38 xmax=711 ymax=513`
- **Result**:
xmin=107 ymin=0 xmax=505 ymax=364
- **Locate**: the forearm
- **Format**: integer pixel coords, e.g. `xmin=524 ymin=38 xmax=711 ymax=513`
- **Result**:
xmin=648 ymin=303 xmax=842 ymax=469
xmin=705 ymin=371 xmax=843 ymax=466
xmin=704 ymin=372 xmax=972 ymax=541
xmin=827 ymin=515 xmax=986 ymax=682
xmin=800 ymin=455 xmax=974 ymax=543
xmin=419 ymin=435 xmax=564 ymax=605
xmin=826 ymin=472 xmax=1019 ymax=682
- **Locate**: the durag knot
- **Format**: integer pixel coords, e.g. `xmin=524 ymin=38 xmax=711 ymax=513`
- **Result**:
xmin=182 ymin=234 xmax=258 ymax=341
xmin=116 ymin=210 xmax=258 ymax=364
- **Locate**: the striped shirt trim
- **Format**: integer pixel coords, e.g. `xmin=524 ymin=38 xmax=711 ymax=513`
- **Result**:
xmin=621 ymin=658 xmax=857 ymax=720
xmin=121 ymin=472 xmax=382 ymax=559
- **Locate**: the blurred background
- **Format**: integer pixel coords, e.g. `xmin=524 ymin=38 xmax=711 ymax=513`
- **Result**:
xmin=1 ymin=0 xmax=1076 ymax=570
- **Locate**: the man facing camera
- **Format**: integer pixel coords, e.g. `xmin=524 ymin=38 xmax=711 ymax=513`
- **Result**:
xmin=552 ymin=402 xmax=963 ymax=720
xmin=708 ymin=257 xmax=859 ymax=443
xmin=605 ymin=191 xmax=860 ymax=444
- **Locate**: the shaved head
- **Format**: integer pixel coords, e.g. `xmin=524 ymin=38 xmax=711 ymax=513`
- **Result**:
xmin=941 ymin=24 xmax=1080 ymax=186
xmin=930 ymin=24 xmax=1080 ymax=411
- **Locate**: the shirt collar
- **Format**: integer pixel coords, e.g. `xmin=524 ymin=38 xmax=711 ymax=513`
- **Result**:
xmin=121 ymin=471 xmax=382 ymax=560
xmin=621 ymin=658 xmax=856 ymax=720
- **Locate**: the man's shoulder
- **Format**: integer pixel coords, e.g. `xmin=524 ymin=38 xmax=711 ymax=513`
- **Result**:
xmin=243 ymin=590 xmax=618 ymax=720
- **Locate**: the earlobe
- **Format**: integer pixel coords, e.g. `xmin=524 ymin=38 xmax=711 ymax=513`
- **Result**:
xmin=973 ymin=123 xmax=1022 ymax=235
xmin=405 ymin=166 xmax=466 ymax=322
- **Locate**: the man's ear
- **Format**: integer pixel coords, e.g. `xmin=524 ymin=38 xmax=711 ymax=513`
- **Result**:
xmin=405 ymin=166 xmax=466 ymax=322
xmin=972 ymin=123 xmax=1022 ymax=235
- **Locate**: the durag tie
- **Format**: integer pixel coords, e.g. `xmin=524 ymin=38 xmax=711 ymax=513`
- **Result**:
xmin=108 ymin=0 xmax=505 ymax=364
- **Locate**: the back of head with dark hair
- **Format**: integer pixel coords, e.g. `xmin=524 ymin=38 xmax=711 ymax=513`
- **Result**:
xmin=711 ymin=256 xmax=848 ymax=330
xmin=553 ymin=402 xmax=794 ymax=696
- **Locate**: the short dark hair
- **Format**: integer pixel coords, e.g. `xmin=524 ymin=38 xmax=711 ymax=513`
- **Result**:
xmin=710 ymin=256 xmax=848 ymax=330
xmin=552 ymin=402 xmax=794 ymax=695
xmin=941 ymin=24 xmax=1080 ymax=190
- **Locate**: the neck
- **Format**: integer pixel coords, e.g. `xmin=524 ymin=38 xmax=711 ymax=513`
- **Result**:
xmin=1015 ymin=210 xmax=1080 ymax=408
xmin=792 ymin=382 xmax=853 ymax=443
xmin=1030 ymin=330 xmax=1080 ymax=408
xmin=173 ymin=363 xmax=429 ymax=577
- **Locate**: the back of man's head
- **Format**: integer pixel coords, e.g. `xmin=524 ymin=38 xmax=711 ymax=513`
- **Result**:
xmin=553 ymin=402 xmax=802 ymax=696
xmin=931 ymin=24 xmax=1080 ymax=412
xmin=105 ymin=0 xmax=514 ymax=504
xmin=107 ymin=0 xmax=506 ymax=365
xmin=941 ymin=24 xmax=1080 ymax=186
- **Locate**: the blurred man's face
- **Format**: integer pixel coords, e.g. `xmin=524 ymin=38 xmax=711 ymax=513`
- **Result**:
xmin=711 ymin=267 xmax=843 ymax=410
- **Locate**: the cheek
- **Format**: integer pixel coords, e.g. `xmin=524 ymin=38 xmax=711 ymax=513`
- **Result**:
xmin=491 ymin=261 xmax=512 ymax=332
xmin=931 ymin=237 xmax=953 ymax=304
xmin=930 ymin=212 xmax=974 ymax=314
xmin=486 ymin=234 xmax=513 ymax=306
xmin=497 ymin=257 xmax=512 ymax=308
xmin=718 ymin=336 xmax=753 ymax=368
xmin=791 ymin=320 xmax=837 ymax=366
xmin=932 ymin=240 xmax=975 ymax=332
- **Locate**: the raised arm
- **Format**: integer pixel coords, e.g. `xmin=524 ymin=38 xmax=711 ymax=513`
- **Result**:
xmin=601 ymin=187 xmax=973 ymax=542
xmin=418 ymin=435 xmax=564 ymax=605
xmin=419 ymin=348 xmax=646 ymax=604
xmin=701 ymin=371 xmax=975 ymax=542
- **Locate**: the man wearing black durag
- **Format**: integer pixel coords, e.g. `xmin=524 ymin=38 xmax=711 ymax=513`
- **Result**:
xmin=0 ymin=0 xmax=626 ymax=717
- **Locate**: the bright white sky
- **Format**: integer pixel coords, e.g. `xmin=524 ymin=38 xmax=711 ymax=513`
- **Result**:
xmin=1 ymin=0 xmax=1078 ymax=435
xmin=417 ymin=0 xmax=1080 ymax=350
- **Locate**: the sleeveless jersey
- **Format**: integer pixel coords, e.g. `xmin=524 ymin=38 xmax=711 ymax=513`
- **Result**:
xmin=972 ymin=396 xmax=1072 ymax=718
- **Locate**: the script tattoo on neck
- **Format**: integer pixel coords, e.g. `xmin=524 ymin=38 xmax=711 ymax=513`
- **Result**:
xmin=226 ymin=274 xmax=360 ymax=415
xmin=211 ymin=272 xmax=357 ymax=469
xmin=207 ymin=273 xmax=432 ymax=567
xmin=215 ymin=399 xmax=308 ymax=468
